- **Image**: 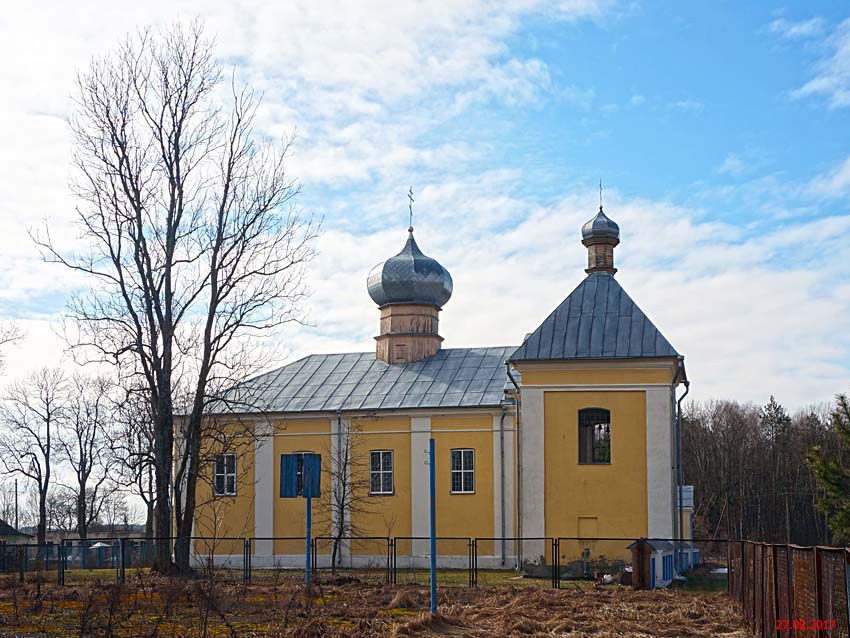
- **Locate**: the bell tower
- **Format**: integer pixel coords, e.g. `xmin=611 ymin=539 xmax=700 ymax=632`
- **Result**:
xmin=366 ymin=229 xmax=453 ymax=364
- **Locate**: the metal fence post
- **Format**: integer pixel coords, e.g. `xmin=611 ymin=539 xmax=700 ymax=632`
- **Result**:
xmin=57 ymin=543 xmax=64 ymax=586
xmin=772 ymin=545 xmax=779 ymax=638
xmin=392 ymin=537 xmax=397 ymax=585
xmin=845 ymin=550 xmax=850 ymax=637
xmin=786 ymin=545 xmax=793 ymax=632
xmin=119 ymin=538 xmax=126 ymax=583
xmin=550 ymin=538 xmax=558 ymax=589
xmin=472 ymin=538 xmax=478 ymax=587
xmin=242 ymin=538 xmax=249 ymax=585
xmin=467 ymin=539 xmax=472 ymax=588
xmin=813 ymin=547 xmax=822 ymax=629
xmin=759 ymin=543 xmax=764 ymax=637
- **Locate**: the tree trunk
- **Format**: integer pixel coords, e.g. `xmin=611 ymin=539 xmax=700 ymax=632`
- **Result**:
xmin=37 ymin=487 xmax=47 ymax=566
xmin=154 ymin=406 xmax=175 ymax=572
xmin=76 ymin=487 xmax=87 ymax=541
xmin=332 ymin=537 xmax=340 ymax=575
xmin=176 ymin=422 xmax=201 ymax=575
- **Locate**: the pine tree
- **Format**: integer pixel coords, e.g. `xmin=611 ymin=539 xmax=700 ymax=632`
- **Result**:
xmin=760 ymin=395 xmax=791 ymax=442
xmin=808 ymin=394 xmax=850 ymax=543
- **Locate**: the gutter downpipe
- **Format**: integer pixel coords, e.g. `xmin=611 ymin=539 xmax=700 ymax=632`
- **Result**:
xmin=505 ymin=363 xmax=522 ymax=570
xmin=498 ymin=401 xmax=509 ymax=566
xmin=675 ymin=359 xmax=690 ymax=574
xmin=671 ymin=381 xmax=679 ymax=571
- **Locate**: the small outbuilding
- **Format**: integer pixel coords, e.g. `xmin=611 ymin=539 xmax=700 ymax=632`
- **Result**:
xmin=628 ymin=538 xmax=675 ymax=589
xmin=0 ymin=519 xmax=31 ymax=544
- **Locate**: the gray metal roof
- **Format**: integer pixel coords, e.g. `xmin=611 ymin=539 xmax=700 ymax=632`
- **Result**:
xmin=510 ymin=272 xmax=679 ymax=362
xmin=627 ymin=539 xmax=674 ymax=552
xmin=367 ymin=231 xmax=453 ymax=308
xmin=210 ymin=346 xmax=517 ymax=415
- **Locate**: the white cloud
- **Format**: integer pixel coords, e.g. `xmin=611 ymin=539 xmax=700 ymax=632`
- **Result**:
xmin=808 ymin=154 xmax=850 ymax=198
xmin=717 ymin=154 xmax=747 ymax=176
xmin=669 ymin=99 xmax=704 ymax=112
xmin=1 ymin=0 xmax=848 ymax=414
xmin=262 ymin=184 xmax=850 ymax=410
xmin=792 ymin=18 xmax=850 ymax=108
xmin=768 ymin=17 xmax=826 ymax=40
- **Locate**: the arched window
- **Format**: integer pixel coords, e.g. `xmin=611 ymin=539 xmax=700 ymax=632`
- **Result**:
xmin=578 ymin=408 xmax=611 ymax=464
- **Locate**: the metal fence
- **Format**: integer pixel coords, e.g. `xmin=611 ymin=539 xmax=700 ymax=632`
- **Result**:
xmin=728 ymin=541 xmax=850 ymax=637
xmin=0 ymin=536 xmax=726 ymax=590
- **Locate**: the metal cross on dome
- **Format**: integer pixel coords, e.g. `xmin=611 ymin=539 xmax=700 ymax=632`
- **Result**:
xmin=408 ymin=186 xmax=414 ymax=232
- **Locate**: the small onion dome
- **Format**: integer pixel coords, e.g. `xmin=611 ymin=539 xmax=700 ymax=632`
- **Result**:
xmin=581 ymin=207 xmax=620 ymax=241
xmin=367 ymin=231 xmax=453 ymax=308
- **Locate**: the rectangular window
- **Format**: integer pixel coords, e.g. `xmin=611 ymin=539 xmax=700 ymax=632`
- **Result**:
xmin=578 ymin=408 xmax=611 ymax=464
xmin=369 ymin=450 xmax=394 ymax=495
xmin=450 ymin=448 xmax=475 ymax=494
xmin=294 ymin=451 xmax=313 ymax=496
xmin=213 ymin=453 xmax=236 ymax=496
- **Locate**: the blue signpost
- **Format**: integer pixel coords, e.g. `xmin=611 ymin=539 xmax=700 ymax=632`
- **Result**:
xmin=429 ymin=437 xmax=437 ymax=614
xmin=280 ymin=452 xmax=321 ymax=587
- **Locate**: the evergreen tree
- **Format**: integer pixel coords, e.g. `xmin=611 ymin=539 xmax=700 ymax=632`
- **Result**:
xmin=809 ymin=394 xmax=850 ymax=543
xmin=760 ymin=395 xmax=792 ymax=441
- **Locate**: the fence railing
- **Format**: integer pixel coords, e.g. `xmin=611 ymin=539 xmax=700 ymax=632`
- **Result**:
xmin=0 ymin=536 xmax=725 ymax=590
xmin=728 ymin=540 xmax=850 ymax=637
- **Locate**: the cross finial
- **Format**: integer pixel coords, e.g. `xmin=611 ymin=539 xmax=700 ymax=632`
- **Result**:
xmin=599 ymin=179 xmax=603 ymax=211
xmin=407 ymin=186 xmax=415 ymax=232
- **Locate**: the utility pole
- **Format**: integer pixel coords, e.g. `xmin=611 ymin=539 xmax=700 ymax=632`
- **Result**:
xmin=785 ymin=494 xmax=791 ymax=544
xmin=429 ymin=438 xmax=437 ymax=615
xmin=14 ymin=478 xmax=18 ymax=530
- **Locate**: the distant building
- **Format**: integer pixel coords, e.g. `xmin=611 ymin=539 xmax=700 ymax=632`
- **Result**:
xmin=0 ymin=519 xmax=31 ymax=543
xmin=191 ymin=203 xmax=688 ymax=569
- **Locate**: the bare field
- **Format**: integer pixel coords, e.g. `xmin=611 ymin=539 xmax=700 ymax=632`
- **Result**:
xmin=0 ymin=574 xmax=749 ymax=637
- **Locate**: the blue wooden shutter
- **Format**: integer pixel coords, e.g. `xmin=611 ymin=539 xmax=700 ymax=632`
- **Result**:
xmin=279 ymin=454 xmax=299 ymax=498
xmin=302 ymin=453 xmax=321 ymax=497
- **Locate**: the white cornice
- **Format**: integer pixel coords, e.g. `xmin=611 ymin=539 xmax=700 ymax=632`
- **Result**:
xmin=513 ymin=357 xmax=679 ymax=371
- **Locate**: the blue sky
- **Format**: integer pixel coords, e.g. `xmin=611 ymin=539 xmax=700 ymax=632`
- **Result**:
xmin=1 ymin=1 xmax=849 ymax=409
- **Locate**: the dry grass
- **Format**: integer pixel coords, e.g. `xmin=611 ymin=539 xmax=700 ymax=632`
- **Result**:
xmin=0 ymin=573 xmax=749 ymax=637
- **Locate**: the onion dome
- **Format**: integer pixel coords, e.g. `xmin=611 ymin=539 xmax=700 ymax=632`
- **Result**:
xmin=367 ymin=231 xmax=453 ymax=308
xmin=581 ymin=206 xmax=620 ymax=241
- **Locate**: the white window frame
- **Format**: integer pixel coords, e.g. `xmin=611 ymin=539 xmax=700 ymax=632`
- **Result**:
xmin=369 ymin=450 xmax=394 ymax=495
xmin=213 ymin=453 xmax=237 ymax=496
xmin=450 ymin=448 xmax=475 ymax=494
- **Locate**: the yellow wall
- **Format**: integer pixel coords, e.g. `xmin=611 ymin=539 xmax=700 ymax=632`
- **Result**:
xmin=433 ymin=415 xmax=494 ymax=555
xmin=543 ymin=390 xmax=647 ymax=561
xmin=193 ymin=425 xmax=255 ymax=557
xmin=521 ymin=367 xmax=674 ymax=386
xmin=349 ymin=416 xmax=412 ymax=555
xmin=272 ymin=418 xmax=333 ymax=555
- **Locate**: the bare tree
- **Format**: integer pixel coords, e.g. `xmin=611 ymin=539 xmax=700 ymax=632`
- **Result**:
xmin=0 ymin=482 xmax=17 ymax=525
xmin=37 ymin=21 xmax=317 ymax=571
xmin=0 ymin=322 xmax=22 ymax=373
xmin=97 ymin=491 xmax=133 ymax=534
xmin=325 ymin=416 xmax=376 ymax=573
xmin=683 ymin=398 xmax=838 ymax=544
xmin=111 ymin=387 xmax=157 ymax=539
xmin=46 ymin=487 xmax=77 ymax=534
xmin=0 ymin=368 xmax=67 ymax=550
xmin=58 ymin=374 xmax=117 ymax=540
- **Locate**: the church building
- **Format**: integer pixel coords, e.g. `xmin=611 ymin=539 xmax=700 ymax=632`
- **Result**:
xmin=193 ymin=203 xmax=688 ymax=570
